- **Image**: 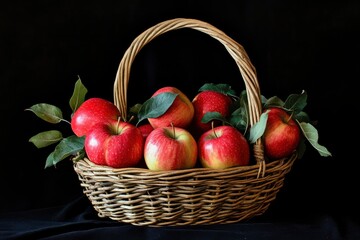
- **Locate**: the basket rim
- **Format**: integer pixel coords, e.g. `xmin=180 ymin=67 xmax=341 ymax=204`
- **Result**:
xmin=74 ymin=152 xmax=297 ymax=178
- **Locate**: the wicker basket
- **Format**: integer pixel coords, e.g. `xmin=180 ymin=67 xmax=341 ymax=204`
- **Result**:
xmin=73 ymin=18 xmax=297 ymax=227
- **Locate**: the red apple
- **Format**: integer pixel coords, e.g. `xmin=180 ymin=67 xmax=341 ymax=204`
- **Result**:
xmin=263 ymin=107 xmax=301 ymax=160
xmin=144 ymin=126 xmax=197 ymax=170
xmin=84 ymin=119 xmax=144 ymax=168
xmin=198 ymin=125 xmax=250 ymax=169
xmin=148 ymin=86 xmax=194 ymax=129
xmin=138 ymin=123 xmax=154 ymax=140
xmin=71 ymin=97 xmax=121 ymax=137
xmin=191 ymin=90 xmax=232 ymax=137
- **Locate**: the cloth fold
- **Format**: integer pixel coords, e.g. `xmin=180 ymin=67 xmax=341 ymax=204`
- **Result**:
xmin=1 ymin=195 xmax=358 ymax=240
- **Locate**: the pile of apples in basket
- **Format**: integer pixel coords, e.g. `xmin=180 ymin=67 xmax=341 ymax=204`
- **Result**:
xmin=26 ymin=78 xmax=331 ymax=170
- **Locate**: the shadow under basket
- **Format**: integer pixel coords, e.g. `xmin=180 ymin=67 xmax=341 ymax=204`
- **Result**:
xmin=73 ymin=18 xmax=299 ymax=227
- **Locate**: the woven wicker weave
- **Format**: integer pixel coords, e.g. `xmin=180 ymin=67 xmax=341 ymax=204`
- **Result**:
xmin=73 ymin=18 xmax=297 ymax=227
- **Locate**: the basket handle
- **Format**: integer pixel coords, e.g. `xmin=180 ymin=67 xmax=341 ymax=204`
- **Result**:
xmin=113 ymin=18 xmax=265 ymax=176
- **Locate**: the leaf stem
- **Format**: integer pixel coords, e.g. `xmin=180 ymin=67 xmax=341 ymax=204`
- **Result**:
xmin=62 ymin=119 xmax=71 ymax=125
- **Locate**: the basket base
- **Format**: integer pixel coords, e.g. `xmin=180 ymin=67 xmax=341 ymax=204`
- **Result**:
xmin=73 ymin=154 xmax=297 ymax=226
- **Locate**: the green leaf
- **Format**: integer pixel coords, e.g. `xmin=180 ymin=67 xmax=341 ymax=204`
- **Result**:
xmin=137 ymin=92 xmax=178 ymax=125
xmin=45 ymin=152 xmax=57 ymax=169
xmin=201 ymin=112 xmax=226 ymax=124
xmin=229 ymin=102 xmax=248 ymax=134
xmin=229 ymin=114 xmax=248 ymax=133
xmin=128 ymin=103 xmax=143 ymax=124
xmin=44 ymin=135 xmax=85 ymax=168
xmin=46 ymin=147 xmax=86 ymax=167
xmin=249 ymin=110 xmax=269 ymax=143
xmin=294 ymin=111 xmax=310 ymax=123
xmin=239 ymin=89 xmax=248 ymax=105
xmin=283 ymin=90 xmax=307 ymax=114
xmin=25 ymin=103 xmax=63 ymax=123
xmin=129 ymin=103 xmax=143 ymax=115
xmin=29 ymin=130 xmax=63 ymax=148
xmin=260 ymin=95 xmax=268 ymax=105
xmin=198 ymin=83 xmax=238 ymax=98
xmin=296 ymin=137 xmax=307 ymax=159
xmin=69 ymin=77 xmax=88 ymax=112
xmin=299 ymin=122 xmax=332 ymax=157
xmin=263 ymin=96 xmax=285 ymax=108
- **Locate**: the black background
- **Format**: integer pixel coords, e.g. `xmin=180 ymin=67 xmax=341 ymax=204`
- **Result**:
xmin=1 ymin=0 xmax=359 ymax=239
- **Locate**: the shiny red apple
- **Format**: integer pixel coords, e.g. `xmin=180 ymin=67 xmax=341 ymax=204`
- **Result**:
xmin=144 ymin=126 xmax=197 ymax=170
xmin=71 ymin=97 xmax=121 ymax=137
xmin=148 ymin=86 xmax=194 ymax=129
xmin=84 ymin=119 xmax=144 ymax=168
xmin=263 ymin=107 xmax=301 ymax=160
xmin=191 ymin=90 xmax=232 ymax=137
xmin=198 ymin=125 xmax=250 ymax=169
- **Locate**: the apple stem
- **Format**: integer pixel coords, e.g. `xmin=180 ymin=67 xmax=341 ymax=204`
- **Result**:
xmin=128 ymin=115 xmax=134 ymax=123
xmin=171 ymin=122 xmax=176 ymax=138
xmin=116 ymin=117 xmax=121 ymax=133
xmin=211 ymin=121 xmax=218 ymax=138
xmin=286 ymin=111 xmax=294 ymax=123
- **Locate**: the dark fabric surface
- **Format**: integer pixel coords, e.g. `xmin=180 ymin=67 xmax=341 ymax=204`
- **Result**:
xmin=1 ymin=1 xmax=360 ymax=240
xmin=1 ymin=195 xmax=359 ymax=240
